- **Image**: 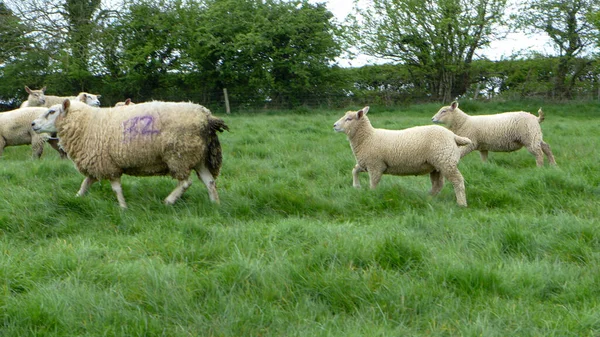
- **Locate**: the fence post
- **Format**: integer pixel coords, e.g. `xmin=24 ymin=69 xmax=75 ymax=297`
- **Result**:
xmin=223 ymin=88 xmax=231 ymax=114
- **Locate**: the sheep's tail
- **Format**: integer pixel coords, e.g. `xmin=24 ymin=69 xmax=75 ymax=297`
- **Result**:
xmin=537 ymin=108 xmax=545 ymax=123
xmin=454 ymin=135 xmax=472 ymax=146
xmin=205 ymin=115 xmax=230 ymax=178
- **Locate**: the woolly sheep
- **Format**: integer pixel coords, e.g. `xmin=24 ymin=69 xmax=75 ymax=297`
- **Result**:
xmin=431 ymin=101 xmax=556 ymax=166
xmin=32 ymin=99 xmax=229 ymax=208
xmin=0 ymin=106 xmax=61 ymax=159
xmin=333 ymin=106 xmax=471 ymax=206
xmin=21 ymin=86 xmax=101 ymax=108
xmin=115 ymin=98 xmax=135 ymax=107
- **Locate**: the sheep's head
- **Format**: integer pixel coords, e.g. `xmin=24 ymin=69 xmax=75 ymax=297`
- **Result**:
xmin=24 ymin=86 xmax=47 ymax=106
xmin=77 ymin=92 xmax=101 ymax=107
xmin=32 ymin=99 xmax=71 ymax=134
xmin=333 ymin=106 xmax=370 ymax=133
xmin=432 ymin=101 xmax=459 ymax=125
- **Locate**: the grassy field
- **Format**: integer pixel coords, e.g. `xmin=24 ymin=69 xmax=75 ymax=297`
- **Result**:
xmin=1 ymin=100 xmax=599 ymax=336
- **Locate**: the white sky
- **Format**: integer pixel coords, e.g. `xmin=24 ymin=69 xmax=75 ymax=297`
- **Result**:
xmin=317 ymin=0 xmax=554 ymax=67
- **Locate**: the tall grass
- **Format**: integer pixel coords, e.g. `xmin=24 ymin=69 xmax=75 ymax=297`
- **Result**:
xmin=1 ymin=101 xmax=599 ymax=336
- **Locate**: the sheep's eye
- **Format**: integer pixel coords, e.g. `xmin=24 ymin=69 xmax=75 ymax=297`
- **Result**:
xmin=345 ymin=117 xmax=352 ymax=121
xmin=48 ymin=110 xmax=55 ymax=115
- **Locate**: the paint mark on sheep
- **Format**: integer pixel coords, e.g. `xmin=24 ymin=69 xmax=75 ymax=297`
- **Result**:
xmin=122 ymin=115 xmax=160 ymax=142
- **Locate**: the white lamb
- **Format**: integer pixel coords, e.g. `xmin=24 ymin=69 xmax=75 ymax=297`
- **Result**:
xmin=32 ymin=99 xmax=229 ymax=208
xmin=115 ymin=98 xmax=136 ymax=107
xmin=0 ymin=106 xmax=60 ymax=159
xmin=431 ymin=101 xmax=556 ymax=166
xmin=21 ymin=86 xmax=101 ymax=107
xmin=334 ymin=106 xmax=471 ymax=206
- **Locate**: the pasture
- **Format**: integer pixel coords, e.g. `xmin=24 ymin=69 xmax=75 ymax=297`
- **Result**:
xmin=1 ymin=100 xmax=599 ymax=336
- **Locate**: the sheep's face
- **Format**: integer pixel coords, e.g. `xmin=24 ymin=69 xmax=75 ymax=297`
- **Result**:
xmin=333 ymin=106 xmax=370 ymax=133
xmin=79 ymin=93 xmax=101 ymax=107
xmin=432 ymin=101 xmax=458 ymax=125
xmin=25 ymin=88 xmax=46 ymax=106
xmin=32 ymin=103 xmax=64 ymax=133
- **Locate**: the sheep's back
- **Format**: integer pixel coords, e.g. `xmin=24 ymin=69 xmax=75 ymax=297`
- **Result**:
xmin=77 ymin=102 xmax=211 ymax=178
xmin=361 ymin=125 xmax=459 ymax=174
xmin=462 ymin=112 xmax=541 ymax=151
xmin=0 ymin=107 xmax=48 ymax=145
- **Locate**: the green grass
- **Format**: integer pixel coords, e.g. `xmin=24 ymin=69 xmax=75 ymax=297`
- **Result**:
xmin=1 ymin=101 xmax=599 ymax=336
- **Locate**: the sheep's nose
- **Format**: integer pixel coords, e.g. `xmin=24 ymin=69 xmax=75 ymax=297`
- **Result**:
xmin=31 ymin=122 xmax=35 ymax=126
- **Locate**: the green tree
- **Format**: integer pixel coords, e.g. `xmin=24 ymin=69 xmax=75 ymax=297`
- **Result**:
xmin=350 ymin=0 xmax=507 ymax=103
xmin=514 ymin=0 xmax=600 ymax=99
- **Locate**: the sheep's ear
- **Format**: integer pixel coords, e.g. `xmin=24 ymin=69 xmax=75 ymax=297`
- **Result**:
xmin=41 ymin=86 xmax=47 ymax=92
xmin=97 ymin=95 xmax=101 ymax=98
xmin=451 ymin=101 xmax=458 ymax=110
xmin=357 ymin=106 xmax=370 ymax=119
xmin=25 ymin=86 xmax=32 ymax=94
xmin=125 ymin=98 xmax=131 ymax=105
xmin=62 ymin=99 xmax=71 ymax=113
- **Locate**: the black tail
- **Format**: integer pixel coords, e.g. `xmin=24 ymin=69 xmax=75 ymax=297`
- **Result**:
xmin=205 ymin=116 xmax=229 ymax=178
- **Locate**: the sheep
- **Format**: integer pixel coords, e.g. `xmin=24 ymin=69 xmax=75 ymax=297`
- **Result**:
xmin=32 ymin=99 xmax=229 ymax=208
xmin=115 ymin=98 xmax=135 ymax=107
xmin=21 ymin=86 xmax=101 ymax=108
xmin=431 ymin=101 xmax=556 ymax=166
xmin=333 ymin=106 xmax=470 ymax=206
xmin=0 ymin=106 xmax=60 ymax=159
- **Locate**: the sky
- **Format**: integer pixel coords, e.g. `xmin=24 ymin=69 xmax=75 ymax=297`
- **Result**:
xmin=316 ymin=0 xmax=554 ymax=67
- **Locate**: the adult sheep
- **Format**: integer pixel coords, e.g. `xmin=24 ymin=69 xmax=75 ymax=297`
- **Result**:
xmin=334 ymin=106 xmax=470 ymax=207
xmin=32 ymin=99 xmax=229 ymax=208
xmin=0 ymin=106 xmax=59 ymax=159
xmin=431 ymin=101 xmax=556 ymax=166
xmin=21 ymin=86 xmax=101 ymax=108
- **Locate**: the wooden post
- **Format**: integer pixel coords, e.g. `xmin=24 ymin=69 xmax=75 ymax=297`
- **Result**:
xmin=223 ymin=88 xmax=231 ymax=114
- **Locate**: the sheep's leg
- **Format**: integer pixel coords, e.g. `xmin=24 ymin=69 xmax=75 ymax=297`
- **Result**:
xmin=352 ymin=164 xmax=365 ymax=188
xmin=429 ymin=170 xmax=444 ymax=196
xmin=459 ymin=143 xmax=476 ymax=158
xmin=368 ymin=168 xmax=384 ymax=189
xmin=165 ymin=176 xmax=193 ymax=205
xmin=30 ymin=133 xmax=45 ymax=159
xmin=0 ymin=138 xmax=5 ymax=157
xmin=47 ymin=137 xmax=67 ymax=159
xmin=526 ymin=145 xmax=545 ymax=167
xmin=196 ymin=165 xmax=220 ymax=204
xmin=541 ymin=141 xmax=556 ymax=165
xmin=76 ymin=177 xmax=97 ymax=197
xmin=109 ymin=178 xmax=127 ymax=208
xmin=479 ymin=150 xmax=488 ymax=162
xmin=442 ymin=169 xmax=467 ymax=207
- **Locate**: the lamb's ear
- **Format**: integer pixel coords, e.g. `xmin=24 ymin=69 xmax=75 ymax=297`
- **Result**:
xmin=451 ymin=101 xmax=458 ymax=110
xmin=357 ymin=106 xmax=370 ymax=119
xmin=62 ymin=99 xmax=71 ymax=114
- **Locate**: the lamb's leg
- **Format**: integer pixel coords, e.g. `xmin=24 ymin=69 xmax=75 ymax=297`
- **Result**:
xmin=442 ymin=168 xmax=467 ymax=207
xmin=165 ymin=176 xmax=193 ymax=205
xmin=429 ymin=170 xmax=444 ymax=196
xmin=526 ymin=144 xmax=545 ymax=167
xmin=30 ymin=133 xmax=46 ymax=159
xmin=459 ymin=143 xmax=476 ymax=158
xmin=352 ymin=164 xmax=365 ymax=188
xmin=479 ymin=150 xmax=488 ymax=162
xmin=109 ymin=178 xmax=127 ymax=208
xmin=196 ymin=165 xmax=220 ymax=204
xmin=541 ymin=141 xmax=556 ymax=165
xmin=76 ymin=177 xmax=97 ymax=196
xmin=47 ymin=137 xmax=67 ymax=159
xmin=368 ymin=168 xmax=384 ymax=189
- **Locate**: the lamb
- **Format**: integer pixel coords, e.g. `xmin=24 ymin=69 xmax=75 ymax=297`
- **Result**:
xmin=115 ymin=98 xmax=135 ymax=107
xmin=431 ymin=101 xmax=556 ymax=166
xmin=32 ymin=99 xmax=229 ymax=208
xmin=0 ymin=106 xmax=59 ymax=159
xmin=21 ymin=86 xmax=101 ymax=108
xmin=333 ymin=106 xmax=470 ymax=206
